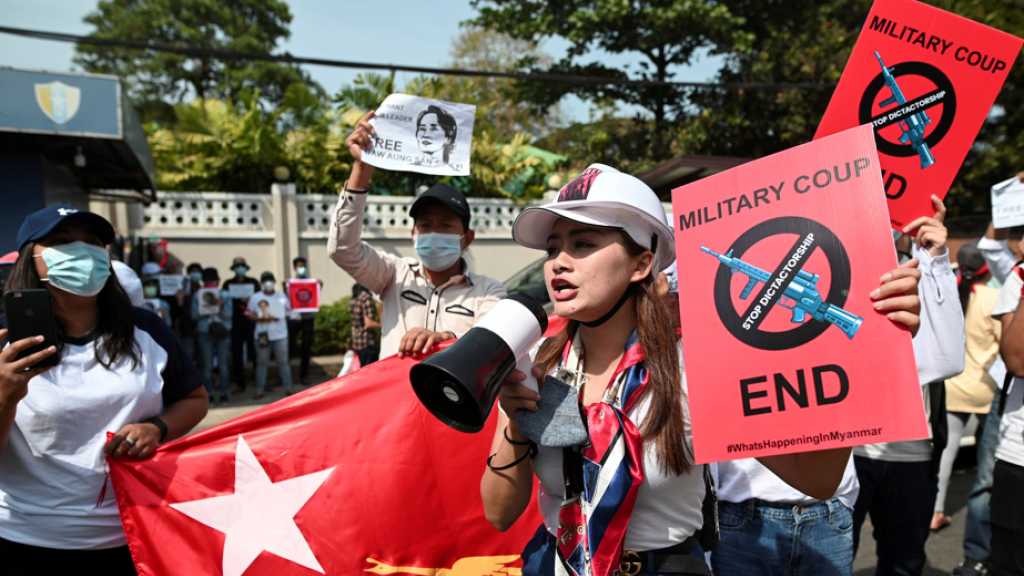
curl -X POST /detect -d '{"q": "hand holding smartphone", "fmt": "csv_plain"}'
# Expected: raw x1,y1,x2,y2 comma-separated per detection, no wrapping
3,289,62,371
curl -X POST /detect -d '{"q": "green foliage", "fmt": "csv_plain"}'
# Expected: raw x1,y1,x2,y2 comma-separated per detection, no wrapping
312,297,351,356
470,0,753,161
74,0,318,117
534,116,652,175
77,2,564,197
682,0,865,159
147,95,285,192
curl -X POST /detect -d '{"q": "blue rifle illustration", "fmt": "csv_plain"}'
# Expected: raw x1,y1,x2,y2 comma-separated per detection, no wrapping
875,50,935,170
701,246,863,339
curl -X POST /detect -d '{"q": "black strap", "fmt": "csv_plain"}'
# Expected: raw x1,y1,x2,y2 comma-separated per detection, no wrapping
628,536,711,574
580,284,634,328
999,369,1014,417
142,416,169,443
699,464,719,551
487,443,536,471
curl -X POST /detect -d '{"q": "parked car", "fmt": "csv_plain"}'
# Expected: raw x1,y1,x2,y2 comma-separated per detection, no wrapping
504,257,550,312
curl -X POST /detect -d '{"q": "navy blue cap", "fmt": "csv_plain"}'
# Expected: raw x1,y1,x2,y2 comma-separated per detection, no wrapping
409,184,471,228
16,204,116,250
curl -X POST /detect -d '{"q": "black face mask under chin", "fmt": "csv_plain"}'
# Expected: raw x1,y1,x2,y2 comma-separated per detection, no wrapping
579,283,637,328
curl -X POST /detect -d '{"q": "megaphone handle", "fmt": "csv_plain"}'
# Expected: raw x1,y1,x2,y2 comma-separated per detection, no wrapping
516,355,538,393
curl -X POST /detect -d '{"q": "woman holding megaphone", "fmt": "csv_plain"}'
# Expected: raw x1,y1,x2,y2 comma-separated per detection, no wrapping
480,164,923,576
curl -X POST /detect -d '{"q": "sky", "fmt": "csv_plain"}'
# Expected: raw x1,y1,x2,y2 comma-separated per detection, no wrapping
0,0,725,122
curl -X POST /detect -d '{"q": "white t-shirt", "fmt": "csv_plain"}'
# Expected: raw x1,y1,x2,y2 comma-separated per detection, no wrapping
991,266,1024,467
992,266,1022,319
0,309,201,549
533,359,705,551
717,456,859,509
856,246,965,462
247,291,290,342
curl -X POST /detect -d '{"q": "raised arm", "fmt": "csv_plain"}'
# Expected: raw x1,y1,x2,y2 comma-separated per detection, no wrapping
978,222,1017,285
327,111,398,295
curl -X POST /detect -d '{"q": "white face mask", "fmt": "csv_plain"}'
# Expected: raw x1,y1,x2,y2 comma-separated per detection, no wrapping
262,280,275,293
414,233,462,271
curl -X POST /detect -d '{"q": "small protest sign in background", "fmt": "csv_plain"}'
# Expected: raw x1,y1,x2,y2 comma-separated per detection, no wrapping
195,288,221,316
158,274,187,297
287,279,320,314
992,176,1024,229
672,125,925,462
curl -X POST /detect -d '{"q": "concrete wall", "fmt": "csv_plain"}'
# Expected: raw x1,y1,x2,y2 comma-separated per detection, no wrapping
90,186,543,304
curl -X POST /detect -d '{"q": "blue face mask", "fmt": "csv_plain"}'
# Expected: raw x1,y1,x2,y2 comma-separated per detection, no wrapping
36,241,111,297
414,233,462,272
189,271,203,283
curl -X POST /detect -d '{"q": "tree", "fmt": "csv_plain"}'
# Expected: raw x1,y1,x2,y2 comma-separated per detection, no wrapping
146,96,286,192
74,0,318,119
682,0,864,159
469,0,751,160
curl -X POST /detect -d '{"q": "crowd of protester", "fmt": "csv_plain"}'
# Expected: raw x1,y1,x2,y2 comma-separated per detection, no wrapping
0,106,1020,575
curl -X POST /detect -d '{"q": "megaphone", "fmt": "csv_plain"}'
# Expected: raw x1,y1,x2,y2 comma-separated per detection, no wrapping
410,294,548,432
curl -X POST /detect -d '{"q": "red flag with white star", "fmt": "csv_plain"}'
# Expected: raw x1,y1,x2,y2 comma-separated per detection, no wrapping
109,349,541,575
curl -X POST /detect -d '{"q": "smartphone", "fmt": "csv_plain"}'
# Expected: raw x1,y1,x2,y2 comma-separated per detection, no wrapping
3,289,62,369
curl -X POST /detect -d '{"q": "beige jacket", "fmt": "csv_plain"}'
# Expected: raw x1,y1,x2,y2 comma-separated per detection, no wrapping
946,284,1001,413
328,191,507,358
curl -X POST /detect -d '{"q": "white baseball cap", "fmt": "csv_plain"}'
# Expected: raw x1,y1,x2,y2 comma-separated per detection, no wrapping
513,164,675,271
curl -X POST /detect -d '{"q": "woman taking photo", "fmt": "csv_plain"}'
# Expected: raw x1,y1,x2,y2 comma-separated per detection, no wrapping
479,165,923,576
0,205,208,573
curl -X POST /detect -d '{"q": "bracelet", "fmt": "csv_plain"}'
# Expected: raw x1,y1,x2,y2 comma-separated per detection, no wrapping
504,427,532,446
487,442,537,471
343,185,368,195
142,416,168,443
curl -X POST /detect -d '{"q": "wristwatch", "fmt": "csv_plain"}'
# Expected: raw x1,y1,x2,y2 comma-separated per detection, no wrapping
142,416,169,443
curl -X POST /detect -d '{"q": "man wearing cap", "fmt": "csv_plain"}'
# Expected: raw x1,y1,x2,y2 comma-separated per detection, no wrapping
328,111,506,358
222,256,260,391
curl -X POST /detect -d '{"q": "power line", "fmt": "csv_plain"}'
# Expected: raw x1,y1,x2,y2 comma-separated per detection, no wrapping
0,25,830,91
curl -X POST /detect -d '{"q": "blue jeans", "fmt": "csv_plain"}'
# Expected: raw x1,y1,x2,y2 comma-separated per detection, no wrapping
256,337,293,394
963,393,1002,563
712,498,854,576
197,332,231,400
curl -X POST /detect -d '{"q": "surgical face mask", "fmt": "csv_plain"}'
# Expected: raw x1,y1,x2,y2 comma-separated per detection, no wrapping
144,285,159,298
36,241,111,297
414,233,462,272
262,280,275,293
234,265,248,277
296,266,309,278
189,271,203,283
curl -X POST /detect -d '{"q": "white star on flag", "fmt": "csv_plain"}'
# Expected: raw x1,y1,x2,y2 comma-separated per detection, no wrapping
170,435,335,576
